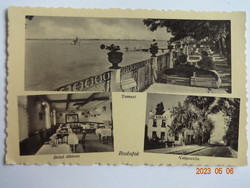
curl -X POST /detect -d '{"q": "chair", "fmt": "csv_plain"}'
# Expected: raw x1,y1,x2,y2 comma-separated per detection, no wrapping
76,126,83,134
20,131,42,155
80,131,87,151
39,128,47,144
56,133,69,144
46,128,52,141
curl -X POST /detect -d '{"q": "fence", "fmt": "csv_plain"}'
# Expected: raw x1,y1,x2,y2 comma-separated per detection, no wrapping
120,58,154,92
157,53,170,73
57,71,111,92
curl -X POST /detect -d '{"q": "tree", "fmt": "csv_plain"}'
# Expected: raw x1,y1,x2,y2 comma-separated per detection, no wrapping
143,19,231,61
26,16,34,20
210,98,240,150
25,16,34,29
201,118,215,144
184,96,217,145
168,96,239,148
155,102,165,115
170,101,198,145
143,19,229,43
170,101,197,132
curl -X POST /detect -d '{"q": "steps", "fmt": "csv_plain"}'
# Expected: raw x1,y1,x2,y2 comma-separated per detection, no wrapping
213,54,231,92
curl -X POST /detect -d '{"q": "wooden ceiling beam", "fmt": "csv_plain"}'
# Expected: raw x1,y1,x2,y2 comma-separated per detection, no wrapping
65,94,72,111
74,93,97,110
49,97,109,103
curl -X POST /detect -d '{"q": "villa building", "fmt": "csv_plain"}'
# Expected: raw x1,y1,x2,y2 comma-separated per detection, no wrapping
147,109,173,141
146,109,195,146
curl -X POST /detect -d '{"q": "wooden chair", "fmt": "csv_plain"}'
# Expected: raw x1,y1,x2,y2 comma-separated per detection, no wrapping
56,133,69,144
39,128,48,144
19,131,42,155
80,131,87,151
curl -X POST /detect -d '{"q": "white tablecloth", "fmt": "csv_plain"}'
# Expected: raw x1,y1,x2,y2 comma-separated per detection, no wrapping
68,133,79,145
95,128,102,135
81,124,90,129
56,128,73,134
36,144,71,155
96,128,112,138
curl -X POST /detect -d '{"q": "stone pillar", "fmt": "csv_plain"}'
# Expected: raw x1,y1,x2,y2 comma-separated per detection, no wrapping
44,101,51,129
152,56,158,82
169,50,174,68
52,109,56,126
186,45,189,56
110,68,121,91
184,45,189,55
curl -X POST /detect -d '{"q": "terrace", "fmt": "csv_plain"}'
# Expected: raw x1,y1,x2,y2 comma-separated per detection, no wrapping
56,46,231,94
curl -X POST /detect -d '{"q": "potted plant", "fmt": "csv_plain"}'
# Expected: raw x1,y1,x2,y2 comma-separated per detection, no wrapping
100,44,123,69
149,43,158,57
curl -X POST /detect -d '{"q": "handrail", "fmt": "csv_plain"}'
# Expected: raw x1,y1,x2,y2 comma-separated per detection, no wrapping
56,71,111,91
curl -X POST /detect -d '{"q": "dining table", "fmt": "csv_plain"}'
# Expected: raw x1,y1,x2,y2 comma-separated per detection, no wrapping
95,128,112,142
52,126,79,153
81,124,90,130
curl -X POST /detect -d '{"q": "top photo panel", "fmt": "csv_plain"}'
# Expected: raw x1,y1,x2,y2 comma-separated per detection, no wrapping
25,16,231,93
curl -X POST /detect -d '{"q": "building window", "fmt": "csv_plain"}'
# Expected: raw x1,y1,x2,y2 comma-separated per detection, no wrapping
152,131,157,139
153,119,157,127
161,120,166,127
160,132,165,140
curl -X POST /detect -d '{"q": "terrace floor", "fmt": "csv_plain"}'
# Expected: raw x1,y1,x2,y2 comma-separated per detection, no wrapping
145,83,228,94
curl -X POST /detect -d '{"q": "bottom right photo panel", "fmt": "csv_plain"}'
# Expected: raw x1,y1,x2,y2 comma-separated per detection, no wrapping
144,93,240,158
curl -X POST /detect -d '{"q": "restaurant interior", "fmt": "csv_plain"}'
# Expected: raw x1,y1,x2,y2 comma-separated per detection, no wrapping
18,92,113,155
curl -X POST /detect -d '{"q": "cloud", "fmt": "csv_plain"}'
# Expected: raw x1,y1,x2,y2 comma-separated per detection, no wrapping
26,16,171,40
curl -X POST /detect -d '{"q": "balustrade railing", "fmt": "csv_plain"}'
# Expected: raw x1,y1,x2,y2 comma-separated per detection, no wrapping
56,52,172,92
57,71,111,92
120,58,154,92
157,53,170,72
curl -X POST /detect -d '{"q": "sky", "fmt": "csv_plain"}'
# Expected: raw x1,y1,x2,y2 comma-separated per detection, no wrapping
26,16,172,40
209,112,226,143
146,93,227,143
146,93,186,114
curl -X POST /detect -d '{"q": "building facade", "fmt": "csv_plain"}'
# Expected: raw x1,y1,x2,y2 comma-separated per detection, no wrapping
147,109,195,146
147,110,173,141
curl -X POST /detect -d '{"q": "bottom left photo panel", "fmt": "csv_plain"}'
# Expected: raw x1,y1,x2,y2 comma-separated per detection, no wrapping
18,92,114,156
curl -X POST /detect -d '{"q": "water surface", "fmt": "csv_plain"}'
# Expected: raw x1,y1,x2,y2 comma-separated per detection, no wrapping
25,39,167,90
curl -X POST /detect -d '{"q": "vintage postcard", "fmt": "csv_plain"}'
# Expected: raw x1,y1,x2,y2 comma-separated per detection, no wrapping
6,7,247,165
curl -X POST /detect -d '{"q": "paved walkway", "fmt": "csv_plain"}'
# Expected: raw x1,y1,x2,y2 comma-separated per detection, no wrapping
145,144,237,158
213,54,231,92
145,83,228,94
145,145,209,154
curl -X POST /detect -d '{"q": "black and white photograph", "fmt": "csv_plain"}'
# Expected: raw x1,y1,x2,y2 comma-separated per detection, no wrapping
18,92,114,155
25,17,231,93
144,93,240,158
